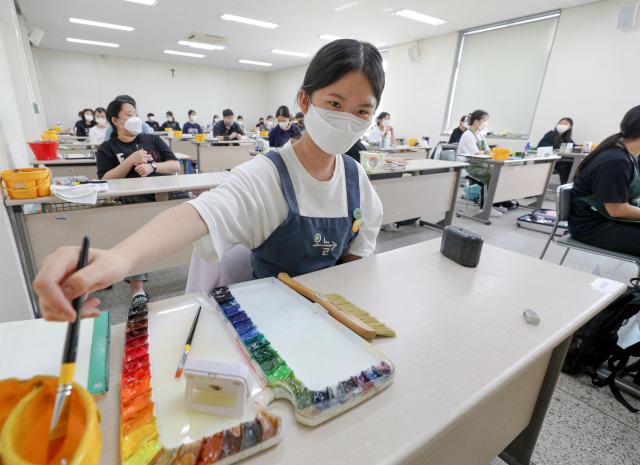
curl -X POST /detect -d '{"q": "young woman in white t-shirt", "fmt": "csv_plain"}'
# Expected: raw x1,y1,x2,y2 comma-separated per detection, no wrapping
458,109,506,218
89,107,108,144
32,39,387,321
368,112,395,148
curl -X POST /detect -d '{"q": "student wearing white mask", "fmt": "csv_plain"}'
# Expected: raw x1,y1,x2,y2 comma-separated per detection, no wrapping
448,115,469,144
75,108,96,139
538,117,575,184
213,109,246,142
183,110,204,135
161,111,181,131
93,98,181,308
458,109,506,218
237,115,244,129
104,95,153,139
89,107,108,144
33,39,386,321
260,115,274,132
146,113,161,131
368,112,395,148
269,105,302,148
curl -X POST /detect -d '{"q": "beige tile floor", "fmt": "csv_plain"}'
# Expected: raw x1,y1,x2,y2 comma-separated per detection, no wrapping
93,192,640,465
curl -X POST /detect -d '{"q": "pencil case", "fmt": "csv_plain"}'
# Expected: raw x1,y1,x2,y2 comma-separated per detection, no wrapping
440,226,483,268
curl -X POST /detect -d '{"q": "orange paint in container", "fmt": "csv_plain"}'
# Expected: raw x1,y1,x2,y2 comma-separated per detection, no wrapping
0,376,101,465
121,377,151,403
122,389,153,417
122,402,155,436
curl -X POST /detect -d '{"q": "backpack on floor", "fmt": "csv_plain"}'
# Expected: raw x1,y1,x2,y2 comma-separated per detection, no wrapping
562,278,640,412
462,184,481,203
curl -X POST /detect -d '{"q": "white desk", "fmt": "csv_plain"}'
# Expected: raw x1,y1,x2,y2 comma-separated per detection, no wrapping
6,173,229,315
366,159,467,228
165,137,198,158
57,141,102,153
363,145,432,159
96,239,625,465
456,155,560,225
192,140,256,171
552,150,588,182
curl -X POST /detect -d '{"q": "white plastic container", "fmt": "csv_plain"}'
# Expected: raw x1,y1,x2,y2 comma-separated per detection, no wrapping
360,151,386,170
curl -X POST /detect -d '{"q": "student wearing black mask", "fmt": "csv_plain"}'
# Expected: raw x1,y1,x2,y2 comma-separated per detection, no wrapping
569,106,640,256
538,117,575,184
449,115,468,144
146,113,161,131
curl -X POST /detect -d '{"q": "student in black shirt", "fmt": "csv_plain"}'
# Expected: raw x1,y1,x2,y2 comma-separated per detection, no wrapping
538,117,575,184
569,106,640,256
160,111,181,131
146,113,161,131
76,108,96,139
448,115,468,144
213,109,246,141
254,117,264,130
97,97,180,307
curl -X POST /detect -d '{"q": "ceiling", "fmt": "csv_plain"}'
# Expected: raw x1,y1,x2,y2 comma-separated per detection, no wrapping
17,0,601,72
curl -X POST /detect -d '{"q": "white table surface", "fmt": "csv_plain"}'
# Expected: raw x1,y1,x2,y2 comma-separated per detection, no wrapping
459,154,561,164
365,158,467,175
5,172,229,206
97,239,624,465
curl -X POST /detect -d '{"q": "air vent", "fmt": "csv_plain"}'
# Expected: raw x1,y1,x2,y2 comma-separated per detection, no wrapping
182,32,229,47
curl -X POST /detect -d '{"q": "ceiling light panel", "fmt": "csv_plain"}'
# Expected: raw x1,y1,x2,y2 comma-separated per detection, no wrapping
123,0,157,5
393,9,446,26
69,18,134,31
271,49,309,57
178,40,224,50
164,50,205,58
318,34,343,41
239,60,272,66
335,2,358,11
221,14,278,29
66,38,119,47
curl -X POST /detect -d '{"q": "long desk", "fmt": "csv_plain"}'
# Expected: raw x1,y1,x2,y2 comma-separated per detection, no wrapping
192,140,256,171
5,173,229,314
366,159,467,228
29,153,193,177
552,150,587,182
57,141,102,153
96,239,626,465
166,137,198,157
456,155,559,225
363,144,432,159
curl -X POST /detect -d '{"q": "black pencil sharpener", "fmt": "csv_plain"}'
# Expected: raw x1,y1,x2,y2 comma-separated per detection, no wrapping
440,226,484,267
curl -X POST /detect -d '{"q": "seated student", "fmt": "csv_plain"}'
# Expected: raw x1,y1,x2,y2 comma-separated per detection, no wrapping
213,109,246,142
569,106,640,256
368,112,395,148
259,115,274,132
89,107,108,144
34,38,386,322
146,113,161,131
183,110,203,135
95,97,181,307
269,105,302,148
161,111,181,131
237,115,244,131
293,111,305,132
458,109,506,218
254,117,265,130
449,115,469,144
104,95,152,139
76,109,96,139
538,118,575,184
74,110,83,132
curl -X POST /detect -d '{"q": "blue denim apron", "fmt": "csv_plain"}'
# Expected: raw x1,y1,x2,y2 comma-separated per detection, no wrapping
250,151,361,279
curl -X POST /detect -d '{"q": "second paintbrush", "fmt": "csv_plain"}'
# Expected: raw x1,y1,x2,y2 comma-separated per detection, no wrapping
175,306,202,379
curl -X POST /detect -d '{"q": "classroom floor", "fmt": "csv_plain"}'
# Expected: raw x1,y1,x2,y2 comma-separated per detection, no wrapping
93,190,640,465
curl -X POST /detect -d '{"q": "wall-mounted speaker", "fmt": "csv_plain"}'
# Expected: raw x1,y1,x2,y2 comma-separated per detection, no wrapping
618,2,638,29
407,46,418,62
29,27,44,47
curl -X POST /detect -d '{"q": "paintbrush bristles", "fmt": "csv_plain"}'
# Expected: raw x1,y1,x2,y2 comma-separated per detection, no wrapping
325,294,396,337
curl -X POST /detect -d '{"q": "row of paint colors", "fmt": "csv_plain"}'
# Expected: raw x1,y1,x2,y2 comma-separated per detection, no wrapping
120,304,283,465
211,287,394,418
120,305,162,465
148,409,279,465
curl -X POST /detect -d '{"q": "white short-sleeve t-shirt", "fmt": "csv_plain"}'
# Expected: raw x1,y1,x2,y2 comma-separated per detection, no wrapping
187,140,384,265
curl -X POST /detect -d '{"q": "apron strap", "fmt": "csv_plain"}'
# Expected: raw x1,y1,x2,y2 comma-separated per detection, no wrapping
341,154,361,220
265,151,300,216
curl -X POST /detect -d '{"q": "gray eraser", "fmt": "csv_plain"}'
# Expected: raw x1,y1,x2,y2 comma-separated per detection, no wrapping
523,309,540,326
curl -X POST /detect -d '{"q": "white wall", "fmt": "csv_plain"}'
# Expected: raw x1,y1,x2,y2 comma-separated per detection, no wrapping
33,48,267,131
0,0,37,321
265,64,307,119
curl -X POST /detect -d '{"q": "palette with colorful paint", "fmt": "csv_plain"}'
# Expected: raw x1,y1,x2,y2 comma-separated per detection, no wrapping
119,294,283,465
211,278,396,426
